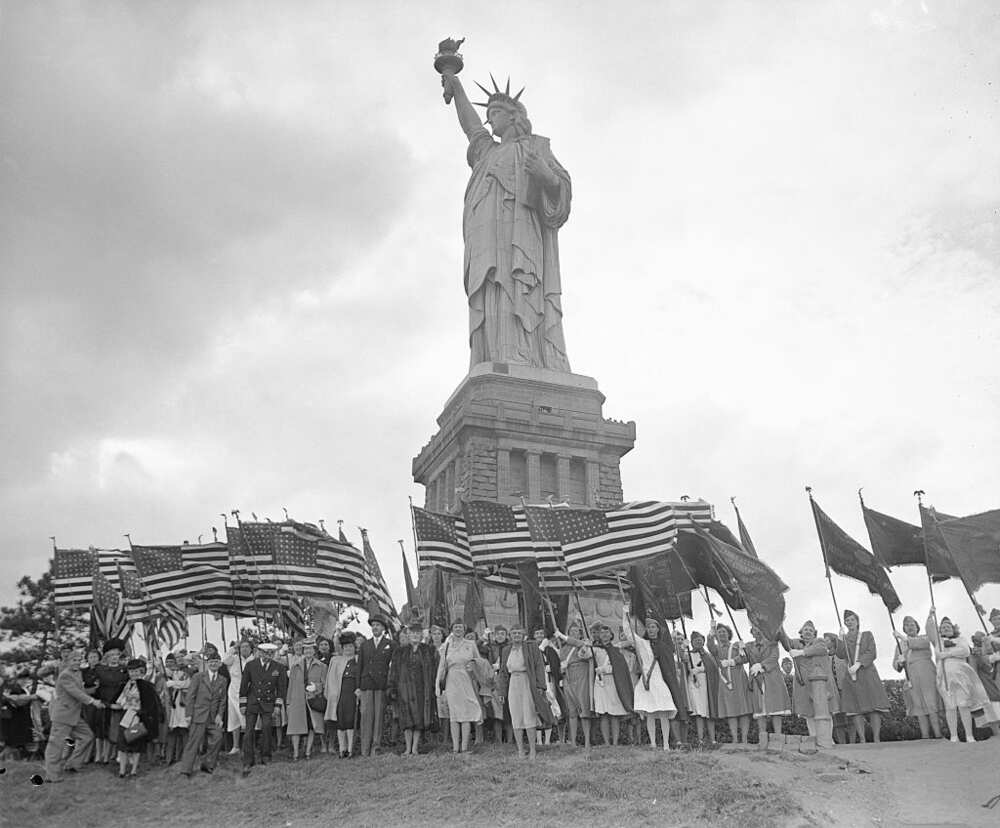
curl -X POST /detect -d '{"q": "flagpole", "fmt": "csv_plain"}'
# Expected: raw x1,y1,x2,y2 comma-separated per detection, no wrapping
232,510,267,637
806,487,844,629
50,536,61,646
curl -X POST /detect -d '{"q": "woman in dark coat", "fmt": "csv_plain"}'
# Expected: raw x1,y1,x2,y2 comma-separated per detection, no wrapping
688,631,720,743
1,669,39,756
496,627,553,759
113,658,159,778
387,625,437,756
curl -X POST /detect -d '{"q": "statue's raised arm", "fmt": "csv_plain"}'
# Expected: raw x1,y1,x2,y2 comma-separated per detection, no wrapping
441,74,483,140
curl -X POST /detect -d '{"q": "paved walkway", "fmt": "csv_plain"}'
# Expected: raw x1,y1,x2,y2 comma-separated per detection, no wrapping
826,739,1000,827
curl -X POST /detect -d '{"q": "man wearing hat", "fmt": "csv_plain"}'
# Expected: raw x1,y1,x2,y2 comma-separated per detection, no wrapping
239,642,288,775
357,615,395,757
177,651,229,777
44,649,105,782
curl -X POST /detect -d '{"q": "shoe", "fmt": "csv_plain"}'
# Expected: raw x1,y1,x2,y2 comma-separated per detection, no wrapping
227,747,240,755
118,772,126,779
241,765,251,777
200,765,214,774
179,770,192,778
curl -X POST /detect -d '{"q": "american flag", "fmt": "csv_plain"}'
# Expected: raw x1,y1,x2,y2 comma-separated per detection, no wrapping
117,563,151,623
273,522,366,604
462,501,535,565
359,528,399,626
411,506,473,573
522,505,617,591
54,547,134,604
151,600,189,653
91,570,130,643
53,548,98,604
560,501,699,576
130,543,231,603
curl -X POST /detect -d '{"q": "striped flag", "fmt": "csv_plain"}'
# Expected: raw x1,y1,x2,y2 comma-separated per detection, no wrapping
359,528,398,626
154,600,189,653
549,501,687,576
270,522,366,604
54,548,98,605
462,501,535,566
117,563,151,623
130,543,232,603
90,570,130,644
54,547,133,604
412,506,472,573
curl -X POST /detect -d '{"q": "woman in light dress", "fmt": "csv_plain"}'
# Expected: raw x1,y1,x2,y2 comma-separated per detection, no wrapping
623,612,675,751
686,631,718,744
926,611,991,743
891,615,943,740
591,624,633,746
435,620,482,754
223,640,253,755
496,626,553,759
556,622,594,749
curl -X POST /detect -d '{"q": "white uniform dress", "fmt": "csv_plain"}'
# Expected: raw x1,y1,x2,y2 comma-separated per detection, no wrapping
592,646,628,716
632,637,676,717
223,652,246,732
686,651,711,718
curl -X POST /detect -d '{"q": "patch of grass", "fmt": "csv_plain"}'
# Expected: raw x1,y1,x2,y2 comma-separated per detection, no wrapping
0,744,803,828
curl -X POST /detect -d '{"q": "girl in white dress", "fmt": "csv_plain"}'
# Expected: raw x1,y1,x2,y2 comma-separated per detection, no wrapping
223,641,252,755
623,610,676,751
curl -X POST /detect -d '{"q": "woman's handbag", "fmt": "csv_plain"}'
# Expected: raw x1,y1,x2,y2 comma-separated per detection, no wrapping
122,719,148,744
307,694,327,713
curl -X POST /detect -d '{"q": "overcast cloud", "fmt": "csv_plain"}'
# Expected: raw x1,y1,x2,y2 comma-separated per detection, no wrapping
2,0,998,670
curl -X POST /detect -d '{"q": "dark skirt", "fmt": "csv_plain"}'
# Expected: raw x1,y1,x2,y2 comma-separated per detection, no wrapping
337,676,358,731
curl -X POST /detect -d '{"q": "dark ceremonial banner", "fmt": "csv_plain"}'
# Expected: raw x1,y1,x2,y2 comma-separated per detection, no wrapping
862,505,926,569
937,509,1000,593
811,498,902,613
919,505,961,581
629,554,694,622
702,531,787,640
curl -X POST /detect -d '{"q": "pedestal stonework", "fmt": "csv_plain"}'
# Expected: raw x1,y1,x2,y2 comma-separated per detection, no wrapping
413,362,635,511
412,362,636,629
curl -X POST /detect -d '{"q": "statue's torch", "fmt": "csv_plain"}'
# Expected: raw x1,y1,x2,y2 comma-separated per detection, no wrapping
434,36,465,103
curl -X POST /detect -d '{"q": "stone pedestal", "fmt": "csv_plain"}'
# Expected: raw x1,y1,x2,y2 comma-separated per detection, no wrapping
413,362,635,511
412,362,636,628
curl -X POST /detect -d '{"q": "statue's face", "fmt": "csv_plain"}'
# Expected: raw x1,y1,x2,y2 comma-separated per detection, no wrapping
487,105,514,137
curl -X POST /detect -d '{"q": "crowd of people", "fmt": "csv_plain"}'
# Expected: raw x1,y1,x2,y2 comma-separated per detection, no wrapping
9,604,1000,783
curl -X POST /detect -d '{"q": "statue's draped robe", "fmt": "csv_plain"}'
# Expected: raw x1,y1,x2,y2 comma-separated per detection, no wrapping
464,126,571,371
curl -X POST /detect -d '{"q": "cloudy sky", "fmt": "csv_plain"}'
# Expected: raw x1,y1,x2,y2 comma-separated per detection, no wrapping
2,1,998,669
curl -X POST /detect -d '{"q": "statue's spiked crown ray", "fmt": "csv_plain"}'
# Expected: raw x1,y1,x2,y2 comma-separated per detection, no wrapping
472,74,525,109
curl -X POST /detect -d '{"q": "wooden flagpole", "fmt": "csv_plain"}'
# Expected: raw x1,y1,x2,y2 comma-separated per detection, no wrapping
806,487,844,628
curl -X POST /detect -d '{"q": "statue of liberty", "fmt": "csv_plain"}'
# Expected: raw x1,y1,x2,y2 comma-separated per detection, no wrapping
440,64,572,372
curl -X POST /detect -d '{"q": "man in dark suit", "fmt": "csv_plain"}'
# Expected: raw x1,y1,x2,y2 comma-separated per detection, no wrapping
178,651,229,777
238,642,288,775
357,616,395,756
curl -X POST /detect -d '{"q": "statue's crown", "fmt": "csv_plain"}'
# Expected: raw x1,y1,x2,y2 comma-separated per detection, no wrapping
472,74,525,111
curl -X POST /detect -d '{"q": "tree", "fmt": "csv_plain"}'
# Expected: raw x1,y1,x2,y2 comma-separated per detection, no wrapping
0,561,89,682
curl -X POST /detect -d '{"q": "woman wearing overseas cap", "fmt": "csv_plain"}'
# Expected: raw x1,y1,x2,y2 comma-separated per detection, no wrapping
782,620,834,748
927,610,991,742
622,612,676,751
745,624,791,742
891,615,943,740
554,620,594,749
834,610,889,743
707,621,752,745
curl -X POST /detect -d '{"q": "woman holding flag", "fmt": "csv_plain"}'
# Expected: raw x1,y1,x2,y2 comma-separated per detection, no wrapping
926,610,990,743
835,610,889,743
707,622,752,745
891,615,943,740
745,625,790,738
